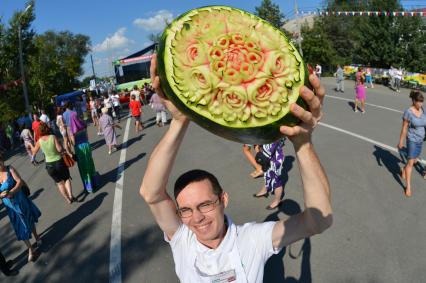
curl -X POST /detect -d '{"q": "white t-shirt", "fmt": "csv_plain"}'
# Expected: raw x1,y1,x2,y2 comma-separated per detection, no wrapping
166,216,279,283
130,90,140,101
40,114,50,124
111,94,120,107
315,65,322,75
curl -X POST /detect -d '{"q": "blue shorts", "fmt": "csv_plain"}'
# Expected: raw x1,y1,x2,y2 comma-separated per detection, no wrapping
366,76,372,83
407,140,423,159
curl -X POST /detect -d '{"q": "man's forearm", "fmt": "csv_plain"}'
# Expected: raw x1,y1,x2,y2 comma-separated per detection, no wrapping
140,119,189,203
295,142,332,233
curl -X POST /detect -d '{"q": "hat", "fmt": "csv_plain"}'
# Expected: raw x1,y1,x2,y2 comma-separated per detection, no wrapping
101,107,109,114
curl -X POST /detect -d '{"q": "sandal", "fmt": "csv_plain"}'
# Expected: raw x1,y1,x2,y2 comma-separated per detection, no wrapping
253,192,269,198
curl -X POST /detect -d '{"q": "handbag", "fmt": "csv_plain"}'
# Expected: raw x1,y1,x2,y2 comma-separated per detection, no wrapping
62,153,75,167
255,142,280,172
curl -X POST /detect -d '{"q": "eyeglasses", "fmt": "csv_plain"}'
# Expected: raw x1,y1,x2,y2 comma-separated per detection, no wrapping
177,197,221,218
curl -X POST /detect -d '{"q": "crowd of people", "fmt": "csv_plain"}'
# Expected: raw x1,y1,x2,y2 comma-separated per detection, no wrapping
0,83,164,276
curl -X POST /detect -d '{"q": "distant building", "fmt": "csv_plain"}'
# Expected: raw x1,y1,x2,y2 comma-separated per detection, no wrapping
113,43,157,85
282,14,316,36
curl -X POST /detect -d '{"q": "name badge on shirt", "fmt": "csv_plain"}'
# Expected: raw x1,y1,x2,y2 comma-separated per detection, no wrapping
210,269,236,283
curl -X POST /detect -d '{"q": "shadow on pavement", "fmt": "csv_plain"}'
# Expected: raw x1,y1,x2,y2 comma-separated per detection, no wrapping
347,101,356,111
96,153,146,190
9,193,108,275
372,145,404,192
28,188,44,202
122,225,176,282
121,134,145,151
281,156,295,190
90,138,106,151
38,192,108,252
263,199,312,283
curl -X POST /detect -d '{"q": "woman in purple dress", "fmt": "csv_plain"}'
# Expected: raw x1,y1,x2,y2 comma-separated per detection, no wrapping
253,138,285,209
99,107,121,155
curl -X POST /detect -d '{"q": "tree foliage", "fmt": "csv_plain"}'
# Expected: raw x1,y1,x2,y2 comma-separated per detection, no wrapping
254,0,286,29
28,31,90,107
300,0,426,73
0,1,90,121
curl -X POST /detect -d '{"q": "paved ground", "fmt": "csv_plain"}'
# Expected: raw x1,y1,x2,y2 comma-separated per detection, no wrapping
1,77,425,282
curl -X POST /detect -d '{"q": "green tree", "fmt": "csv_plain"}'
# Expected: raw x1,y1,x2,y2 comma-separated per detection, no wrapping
254,0,286,29
28,31,91,108
0,1,36,121
301,20,336,70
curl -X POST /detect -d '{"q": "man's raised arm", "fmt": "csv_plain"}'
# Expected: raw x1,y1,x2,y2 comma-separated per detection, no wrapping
272,74,333,249
140,54,189,239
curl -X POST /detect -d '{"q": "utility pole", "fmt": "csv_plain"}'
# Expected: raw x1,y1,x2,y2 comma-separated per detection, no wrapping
18,4,32,115
90,54,96,78
294,0,303,56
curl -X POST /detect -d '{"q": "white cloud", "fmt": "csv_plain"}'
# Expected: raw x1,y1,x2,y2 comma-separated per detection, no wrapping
133,10,173,31
93,28,133,52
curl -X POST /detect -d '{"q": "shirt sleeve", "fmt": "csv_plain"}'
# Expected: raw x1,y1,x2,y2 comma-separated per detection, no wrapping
239,221,281,262
402,109,410,122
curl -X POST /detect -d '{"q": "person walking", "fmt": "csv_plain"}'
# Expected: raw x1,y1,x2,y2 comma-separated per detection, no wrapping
5,123,14,149
56,107,72,154
394,67,402,93
398,91,426,197
30,123,75,204
20,127,38,165
354,67,366,113
129,95,143,133
130,85,141,103
253,139,285,209
0,155,42,262
365,67,374,88
335,64,344,93
69,111,97,193
315,64,322,80
89,96,99,128
99,107,121,155
39,109,50,125
150,92,168,127
62,102,76,148
111,91,121,122
242,144,263,178
31,113,42,143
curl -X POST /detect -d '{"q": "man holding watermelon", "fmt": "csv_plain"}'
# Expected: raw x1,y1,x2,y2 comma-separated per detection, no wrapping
140,53,332,282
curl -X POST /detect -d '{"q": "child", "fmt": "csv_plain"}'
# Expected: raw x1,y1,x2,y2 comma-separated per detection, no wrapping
129,95,143,133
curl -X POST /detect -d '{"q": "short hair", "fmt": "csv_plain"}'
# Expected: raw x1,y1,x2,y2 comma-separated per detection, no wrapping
410,90,424,102
174,169,223,199
131,94,136,100
38,122,50,136
133,85,138,90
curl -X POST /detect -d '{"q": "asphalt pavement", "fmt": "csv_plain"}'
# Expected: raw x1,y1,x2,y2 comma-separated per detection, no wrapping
1,77,425,283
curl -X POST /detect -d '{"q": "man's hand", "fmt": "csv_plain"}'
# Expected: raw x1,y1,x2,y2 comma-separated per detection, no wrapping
280,74,325,149
150,54,188,124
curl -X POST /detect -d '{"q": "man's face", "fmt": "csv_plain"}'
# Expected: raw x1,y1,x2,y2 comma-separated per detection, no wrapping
176,179,228,244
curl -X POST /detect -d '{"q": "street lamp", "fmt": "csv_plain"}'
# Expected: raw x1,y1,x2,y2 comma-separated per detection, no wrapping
18,4,32,115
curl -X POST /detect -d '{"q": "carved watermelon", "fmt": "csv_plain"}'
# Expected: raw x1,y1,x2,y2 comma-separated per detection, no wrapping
157,6,307,144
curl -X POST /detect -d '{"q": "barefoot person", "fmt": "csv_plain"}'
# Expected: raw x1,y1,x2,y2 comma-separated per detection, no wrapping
398,91,426,197
140,55,332,282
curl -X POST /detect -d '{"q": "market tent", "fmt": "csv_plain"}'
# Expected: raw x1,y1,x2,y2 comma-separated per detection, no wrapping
55,90,84,106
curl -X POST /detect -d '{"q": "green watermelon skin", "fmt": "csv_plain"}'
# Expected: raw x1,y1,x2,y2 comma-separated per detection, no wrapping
157,5,309,144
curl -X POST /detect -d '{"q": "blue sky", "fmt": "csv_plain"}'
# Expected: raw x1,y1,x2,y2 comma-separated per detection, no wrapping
0,0,418,79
